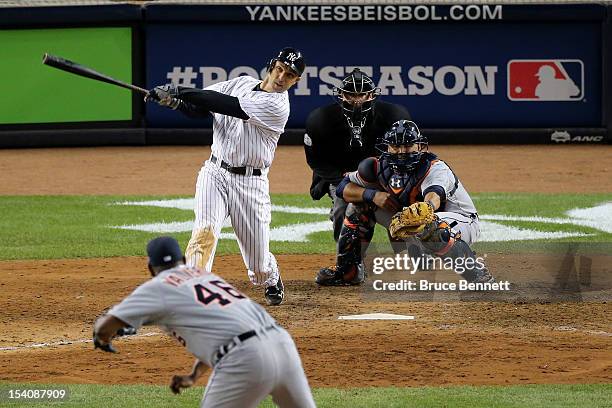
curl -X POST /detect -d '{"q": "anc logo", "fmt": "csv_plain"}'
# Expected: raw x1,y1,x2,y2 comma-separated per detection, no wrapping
551,131,571,143
507,59,584,101
551,131,604,143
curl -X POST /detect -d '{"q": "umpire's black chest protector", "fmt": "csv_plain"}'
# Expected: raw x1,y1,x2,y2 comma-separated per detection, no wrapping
335,107,381,169
378,153,438,207
309,102,410,174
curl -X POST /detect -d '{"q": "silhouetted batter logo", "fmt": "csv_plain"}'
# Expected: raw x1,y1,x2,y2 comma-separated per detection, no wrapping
507,60,584,101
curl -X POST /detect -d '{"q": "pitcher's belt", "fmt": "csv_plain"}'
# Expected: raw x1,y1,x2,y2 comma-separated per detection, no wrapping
210,155,262,176
212,324,278,366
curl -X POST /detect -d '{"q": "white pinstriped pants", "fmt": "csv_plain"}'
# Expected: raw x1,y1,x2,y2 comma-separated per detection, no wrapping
187,159,279,287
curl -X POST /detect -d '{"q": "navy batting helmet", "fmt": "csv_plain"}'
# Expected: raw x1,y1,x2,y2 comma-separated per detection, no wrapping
268,47,305,76
379,120,428,173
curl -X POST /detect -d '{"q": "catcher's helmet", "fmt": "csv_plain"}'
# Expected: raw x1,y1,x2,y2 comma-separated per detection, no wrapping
268,47,305,77
334,69,381,142
379,120,428,173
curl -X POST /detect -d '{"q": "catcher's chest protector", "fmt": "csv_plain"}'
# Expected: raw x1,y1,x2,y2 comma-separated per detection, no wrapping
378,154,437,207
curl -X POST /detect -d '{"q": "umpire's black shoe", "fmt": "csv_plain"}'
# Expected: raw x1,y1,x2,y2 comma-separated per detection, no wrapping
265,275,284,306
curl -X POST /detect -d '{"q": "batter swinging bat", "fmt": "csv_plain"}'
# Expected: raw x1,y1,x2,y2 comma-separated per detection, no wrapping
42,53,149,95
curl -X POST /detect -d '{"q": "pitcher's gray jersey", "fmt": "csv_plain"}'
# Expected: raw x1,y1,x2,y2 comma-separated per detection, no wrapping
108,265,275,367
205,76,290,169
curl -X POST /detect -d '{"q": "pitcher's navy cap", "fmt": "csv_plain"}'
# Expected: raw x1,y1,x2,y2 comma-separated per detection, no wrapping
146,236,182,266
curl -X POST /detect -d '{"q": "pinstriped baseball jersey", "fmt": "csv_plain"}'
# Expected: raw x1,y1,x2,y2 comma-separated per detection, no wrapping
186,74,291,291
108,265,276,367
205,76,290,169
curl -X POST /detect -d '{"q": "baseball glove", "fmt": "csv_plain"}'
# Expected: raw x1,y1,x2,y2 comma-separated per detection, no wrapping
389,202,436,240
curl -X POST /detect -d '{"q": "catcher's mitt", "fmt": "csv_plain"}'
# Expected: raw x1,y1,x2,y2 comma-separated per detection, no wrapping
389,202,436,240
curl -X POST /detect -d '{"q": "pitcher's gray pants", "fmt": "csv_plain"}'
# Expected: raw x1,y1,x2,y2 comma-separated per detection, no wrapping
201,327,316,408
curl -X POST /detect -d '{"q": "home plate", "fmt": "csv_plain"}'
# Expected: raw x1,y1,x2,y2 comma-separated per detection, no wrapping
338,313,415,320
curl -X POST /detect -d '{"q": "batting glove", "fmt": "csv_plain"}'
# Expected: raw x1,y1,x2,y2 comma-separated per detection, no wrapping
145,84,182,110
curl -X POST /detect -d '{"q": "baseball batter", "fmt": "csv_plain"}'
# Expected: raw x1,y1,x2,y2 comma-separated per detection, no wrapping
316,120,495,285
146,48,306,305
93,236,316,408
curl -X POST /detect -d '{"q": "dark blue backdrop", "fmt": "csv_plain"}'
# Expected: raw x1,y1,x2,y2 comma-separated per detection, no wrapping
146,22,601,129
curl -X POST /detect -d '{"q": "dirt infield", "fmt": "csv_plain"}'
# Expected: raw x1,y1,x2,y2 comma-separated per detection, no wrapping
0,145,611,389
1,145,612,195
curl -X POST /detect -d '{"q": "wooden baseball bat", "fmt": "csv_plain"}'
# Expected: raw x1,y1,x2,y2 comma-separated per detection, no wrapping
42,53,148,95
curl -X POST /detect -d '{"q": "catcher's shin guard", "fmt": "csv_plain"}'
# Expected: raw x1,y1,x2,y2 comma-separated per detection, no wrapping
417,218,455,255
315,209,373,286
419,219,494,283
388,229,410,254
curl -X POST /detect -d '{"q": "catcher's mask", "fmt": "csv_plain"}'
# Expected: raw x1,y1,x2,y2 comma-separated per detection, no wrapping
267,47,305,77
333,68,381,147
379,120,428,174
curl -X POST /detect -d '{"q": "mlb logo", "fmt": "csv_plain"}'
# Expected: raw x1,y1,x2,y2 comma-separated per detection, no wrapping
507,59,584,101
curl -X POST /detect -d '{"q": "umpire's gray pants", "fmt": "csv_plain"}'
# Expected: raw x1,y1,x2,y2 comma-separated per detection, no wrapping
329,184,348,242
201,327,316,408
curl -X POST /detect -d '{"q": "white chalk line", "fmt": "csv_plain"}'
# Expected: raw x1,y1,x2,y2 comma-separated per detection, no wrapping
112,200,612,239
3,325,609,352
553,326,612,337
0,332,162,352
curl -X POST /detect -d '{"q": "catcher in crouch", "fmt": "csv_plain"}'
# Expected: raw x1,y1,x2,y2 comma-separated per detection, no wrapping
315,119,495,286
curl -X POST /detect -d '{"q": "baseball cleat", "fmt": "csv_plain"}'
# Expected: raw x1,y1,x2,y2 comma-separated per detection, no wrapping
462,266,496,284
116,326,137,336
265,275,284,306
473,267,495,284
315,266,343,286
315,264,365,286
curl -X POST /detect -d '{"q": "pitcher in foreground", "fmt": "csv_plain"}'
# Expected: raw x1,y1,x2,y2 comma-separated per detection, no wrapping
93,236,316,408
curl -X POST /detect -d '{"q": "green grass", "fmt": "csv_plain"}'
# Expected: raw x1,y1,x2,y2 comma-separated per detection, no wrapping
471,193,612,218
0,383,610,407
0,193,610,260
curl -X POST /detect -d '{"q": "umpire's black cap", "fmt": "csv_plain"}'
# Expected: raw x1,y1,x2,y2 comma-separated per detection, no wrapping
146,236,183,266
